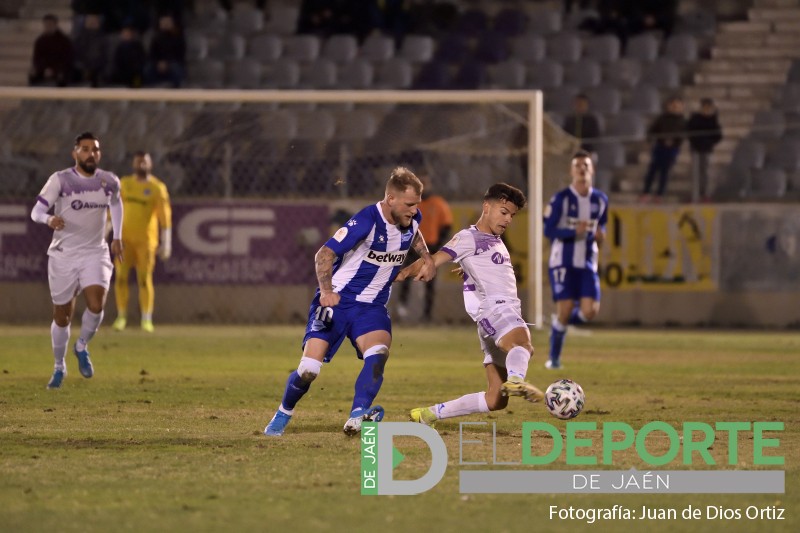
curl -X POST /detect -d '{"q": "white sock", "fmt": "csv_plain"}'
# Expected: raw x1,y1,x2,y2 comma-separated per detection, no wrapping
142,313,152,322
77,309,103,350
278,405,294,416
51,321,70,371
505,346,531,380
552,317,566,332
433,392,490,420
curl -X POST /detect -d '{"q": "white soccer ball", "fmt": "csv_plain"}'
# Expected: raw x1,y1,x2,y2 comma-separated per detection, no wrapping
545,379,585,420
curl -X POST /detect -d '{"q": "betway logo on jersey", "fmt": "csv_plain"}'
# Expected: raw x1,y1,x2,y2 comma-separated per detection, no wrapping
364,249,407,266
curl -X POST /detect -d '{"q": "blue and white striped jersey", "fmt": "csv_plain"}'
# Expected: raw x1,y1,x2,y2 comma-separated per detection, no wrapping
543,185,608,271
324,202,421,306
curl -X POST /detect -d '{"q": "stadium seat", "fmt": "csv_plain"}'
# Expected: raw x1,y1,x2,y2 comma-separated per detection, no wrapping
730,137,766,171
749,168,787,199
229,4,264,35
526,59,563,89
544,85,579,114
292,109,335,140
186,32,209,61
586,85,621,114
226,58,262,89
334,109,378,140
188,59,225,88
564,58,602,88
493,8,528,36
664,34,698,63
643,59,680,89
300,59,337,89
360,34,395,62
765,139,800,171
510,35,545,63
547,33,582,63
582,34,620,63
322,34,358,63
249,34,282,62
374,58,413,89
489,60,526,89
751,110,786,140
627,84,661,113
282,35,321,61
603,58,642,89
335,59,374,89
675,8,716,36
259,110,298,138
413,61,450,90
262,58,300,89
527,9,561,35
625,33,660,62
209,33,247,60
399,35,435,63
607,111,647,141
148,109,185,139
594,141,626,170
81,109,110,136
263,4,300,35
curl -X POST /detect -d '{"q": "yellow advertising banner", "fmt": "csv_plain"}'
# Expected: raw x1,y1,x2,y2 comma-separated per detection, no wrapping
598,206,718,291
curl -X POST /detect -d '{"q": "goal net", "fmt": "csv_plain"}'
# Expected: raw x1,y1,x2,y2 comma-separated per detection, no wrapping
0,88,574,326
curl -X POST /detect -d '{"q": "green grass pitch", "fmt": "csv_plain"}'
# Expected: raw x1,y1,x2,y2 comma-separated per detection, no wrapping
1,325,798,532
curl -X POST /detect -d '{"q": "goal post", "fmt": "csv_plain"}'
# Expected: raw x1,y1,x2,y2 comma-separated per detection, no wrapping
0,87,544,327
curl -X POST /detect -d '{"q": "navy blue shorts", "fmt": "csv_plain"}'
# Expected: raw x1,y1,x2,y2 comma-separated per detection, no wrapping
302,294,392,362
549,266,600,302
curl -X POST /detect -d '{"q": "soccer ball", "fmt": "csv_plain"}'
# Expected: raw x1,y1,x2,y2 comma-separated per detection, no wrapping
545,379,585,420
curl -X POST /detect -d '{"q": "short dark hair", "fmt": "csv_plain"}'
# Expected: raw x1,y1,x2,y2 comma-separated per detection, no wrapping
700,97,714,106
74,131,98,146
572,149,593,161
132,150,148,158
484,183,526,210
386,166,422,196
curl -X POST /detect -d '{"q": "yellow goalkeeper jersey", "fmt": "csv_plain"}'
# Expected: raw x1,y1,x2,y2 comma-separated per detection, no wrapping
119,174,172,246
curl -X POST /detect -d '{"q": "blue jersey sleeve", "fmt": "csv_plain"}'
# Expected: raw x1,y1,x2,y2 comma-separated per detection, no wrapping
543,191,577,241
324,206,375,257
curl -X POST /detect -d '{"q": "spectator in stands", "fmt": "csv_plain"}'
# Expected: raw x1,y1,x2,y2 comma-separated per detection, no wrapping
298,0,370,39
579,0,633,51
29,14,75,87
631,0,678,38
73,13,108,87
641,96,686,202
563,94,602,154
110,25,146,88
397,172,453,322
218,0,267,11
145,14,186,88
687,98,722,203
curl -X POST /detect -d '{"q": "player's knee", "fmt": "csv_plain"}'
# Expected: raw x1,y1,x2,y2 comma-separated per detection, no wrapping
581,304,599,321
297,356,323,383
363,344,389,377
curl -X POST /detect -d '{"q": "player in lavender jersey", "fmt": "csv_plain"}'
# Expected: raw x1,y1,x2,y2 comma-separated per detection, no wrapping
398,183,545,428
30,132,123,389
264,167,437,436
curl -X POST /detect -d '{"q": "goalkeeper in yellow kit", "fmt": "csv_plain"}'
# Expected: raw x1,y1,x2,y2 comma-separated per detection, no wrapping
112,151,172,332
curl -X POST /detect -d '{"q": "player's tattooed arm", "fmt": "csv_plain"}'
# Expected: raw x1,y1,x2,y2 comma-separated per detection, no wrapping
315,245,340,307
411,232,437,282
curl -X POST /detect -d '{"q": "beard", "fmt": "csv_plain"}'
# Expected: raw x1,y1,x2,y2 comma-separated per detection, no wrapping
78,159,97,174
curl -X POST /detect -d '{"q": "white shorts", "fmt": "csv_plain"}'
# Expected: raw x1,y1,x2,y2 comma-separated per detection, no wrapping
48,252,113,305
476,303,528,367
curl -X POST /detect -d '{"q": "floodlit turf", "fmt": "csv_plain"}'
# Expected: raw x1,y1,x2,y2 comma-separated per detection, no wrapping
1,325,798,533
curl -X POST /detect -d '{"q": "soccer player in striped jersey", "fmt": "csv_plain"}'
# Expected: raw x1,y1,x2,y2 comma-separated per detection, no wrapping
401,183,545,428
264,167,436,436
111,151,172,333
30,132,123,389
543,150,608,369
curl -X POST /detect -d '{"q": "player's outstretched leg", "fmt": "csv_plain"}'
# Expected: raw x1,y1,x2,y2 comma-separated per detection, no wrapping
47,321,70,389
344,345,388,436
500,346,544,402
264,356,322,437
